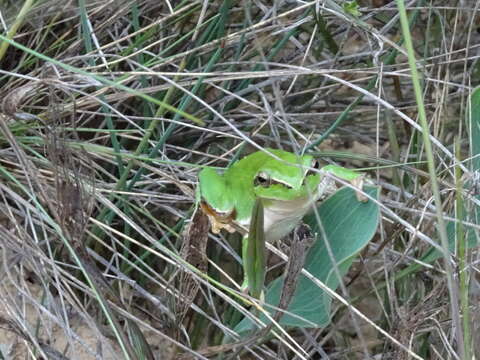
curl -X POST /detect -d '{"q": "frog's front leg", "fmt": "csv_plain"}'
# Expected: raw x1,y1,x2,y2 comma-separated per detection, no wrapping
321,165,367,202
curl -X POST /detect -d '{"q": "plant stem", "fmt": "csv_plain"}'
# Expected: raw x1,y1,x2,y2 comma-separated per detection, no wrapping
0,0,35,62
455,138,471,359
395,0,465,357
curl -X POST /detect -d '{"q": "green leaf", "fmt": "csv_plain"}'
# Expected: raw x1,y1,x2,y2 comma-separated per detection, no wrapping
234,186,379,333
469,86,480,171
343,1,361,18
468,87,480,240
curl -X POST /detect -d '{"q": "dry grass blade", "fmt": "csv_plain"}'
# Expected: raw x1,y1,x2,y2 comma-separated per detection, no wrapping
224,224,316,359
173,208,209,339
0,0,478,358
0,316,70,360
277,224,315,317
45,105,154,360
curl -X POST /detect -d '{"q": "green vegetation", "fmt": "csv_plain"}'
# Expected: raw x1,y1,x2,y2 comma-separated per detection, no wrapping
0,0,478,359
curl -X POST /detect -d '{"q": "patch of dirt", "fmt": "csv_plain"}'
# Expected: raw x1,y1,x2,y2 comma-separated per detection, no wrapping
0,248,174,359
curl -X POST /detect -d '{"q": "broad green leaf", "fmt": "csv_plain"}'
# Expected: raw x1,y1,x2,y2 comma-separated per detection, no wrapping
469,88,480,235
469,87,480,171
235,186,379,333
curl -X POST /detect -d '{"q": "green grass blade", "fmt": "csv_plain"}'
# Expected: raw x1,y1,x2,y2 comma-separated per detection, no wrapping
395,0,464,355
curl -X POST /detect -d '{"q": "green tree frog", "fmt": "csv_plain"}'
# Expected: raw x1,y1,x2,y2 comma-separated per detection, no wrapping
198,148,363,297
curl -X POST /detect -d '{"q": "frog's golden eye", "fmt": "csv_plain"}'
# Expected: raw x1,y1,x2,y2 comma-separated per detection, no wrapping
254,171,271,187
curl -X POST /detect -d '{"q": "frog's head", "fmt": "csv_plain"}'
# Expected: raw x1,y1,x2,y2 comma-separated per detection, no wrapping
253,149,321,201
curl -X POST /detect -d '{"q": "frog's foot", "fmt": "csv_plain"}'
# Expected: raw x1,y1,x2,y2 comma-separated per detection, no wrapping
351,175,368,202
200,202,237,234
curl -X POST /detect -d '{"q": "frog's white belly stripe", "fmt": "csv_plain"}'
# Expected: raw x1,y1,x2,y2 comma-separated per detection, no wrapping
262,196,314,242
263,175,335,242
236,175,334,242
235,197,312,242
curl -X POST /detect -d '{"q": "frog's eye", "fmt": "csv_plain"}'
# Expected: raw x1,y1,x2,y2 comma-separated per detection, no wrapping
254,171,271,187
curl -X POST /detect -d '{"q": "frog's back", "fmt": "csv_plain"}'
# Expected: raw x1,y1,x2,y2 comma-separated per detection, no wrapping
226,148,293,187
224,151,269,223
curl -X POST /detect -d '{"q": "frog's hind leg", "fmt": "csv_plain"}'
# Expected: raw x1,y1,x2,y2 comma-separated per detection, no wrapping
240,235,250,293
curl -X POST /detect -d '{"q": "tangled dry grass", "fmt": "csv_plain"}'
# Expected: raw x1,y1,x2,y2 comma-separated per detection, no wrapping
0,0,479,359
